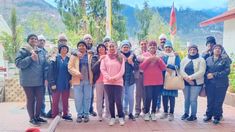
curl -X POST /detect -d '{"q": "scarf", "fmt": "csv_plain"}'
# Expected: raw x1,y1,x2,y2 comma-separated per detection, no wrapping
188,53,199,60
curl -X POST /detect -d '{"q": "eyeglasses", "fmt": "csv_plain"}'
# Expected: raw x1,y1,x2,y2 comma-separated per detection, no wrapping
39,39,45,42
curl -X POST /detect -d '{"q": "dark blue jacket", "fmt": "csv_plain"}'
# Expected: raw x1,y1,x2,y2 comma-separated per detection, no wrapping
48,55,71,91
122,52,139,86
205,56,231,87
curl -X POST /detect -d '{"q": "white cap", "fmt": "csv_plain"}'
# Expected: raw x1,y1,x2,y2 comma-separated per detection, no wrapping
159,33,167,40
38,34,46,40
83,34,92,40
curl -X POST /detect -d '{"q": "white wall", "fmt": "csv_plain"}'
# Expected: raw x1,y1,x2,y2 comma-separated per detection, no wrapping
223,0,235,55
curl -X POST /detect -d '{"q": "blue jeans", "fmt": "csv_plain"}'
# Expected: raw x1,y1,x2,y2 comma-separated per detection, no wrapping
183,85,202,116
73,81,92,117
123,84,135,114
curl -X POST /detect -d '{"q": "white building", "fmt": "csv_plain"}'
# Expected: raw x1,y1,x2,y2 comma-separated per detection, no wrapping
200,0,235,55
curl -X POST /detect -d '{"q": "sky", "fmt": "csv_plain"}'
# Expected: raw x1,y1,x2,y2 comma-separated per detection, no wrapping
119,0,228,10
45,0,228,10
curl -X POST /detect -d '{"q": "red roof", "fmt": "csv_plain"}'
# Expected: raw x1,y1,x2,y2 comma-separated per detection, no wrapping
200,8,235,27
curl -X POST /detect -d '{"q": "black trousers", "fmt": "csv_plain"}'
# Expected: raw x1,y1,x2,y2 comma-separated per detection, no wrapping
162,96,175,114
104,85,124,118
23,86,44,120
205,83,228,120
89,85,95,113
144,85,162,114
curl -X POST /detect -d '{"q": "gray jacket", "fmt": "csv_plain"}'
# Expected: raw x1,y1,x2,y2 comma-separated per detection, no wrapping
15,44,48,87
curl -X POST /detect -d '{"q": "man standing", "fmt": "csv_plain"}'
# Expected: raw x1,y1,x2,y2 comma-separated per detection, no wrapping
37,34,48,118
83,34,97,117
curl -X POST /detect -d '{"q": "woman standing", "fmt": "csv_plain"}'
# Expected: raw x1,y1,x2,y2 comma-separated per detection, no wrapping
100,41,125,126
180,45,206,121
68,40,93,123
203,44,231,124
159,41,181,121
91,43,110,121
49,44,72,121
15,34,48,125
121,40,139,121
140,40,166,121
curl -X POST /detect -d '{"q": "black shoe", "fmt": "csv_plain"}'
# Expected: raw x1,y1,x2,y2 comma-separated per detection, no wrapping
35,117,47,123
129,113,136,121
203,116,212,122
213,119,220,125
187,116,197,121
90,111,97,117
62,115,73,121
84,116,89,123
76,117,83,123
181,113,189,120
29,118,40,126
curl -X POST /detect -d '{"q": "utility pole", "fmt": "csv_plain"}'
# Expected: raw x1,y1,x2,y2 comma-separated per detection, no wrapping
105,0,112,38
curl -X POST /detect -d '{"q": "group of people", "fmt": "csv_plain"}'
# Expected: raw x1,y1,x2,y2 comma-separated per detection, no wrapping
15,32,231,126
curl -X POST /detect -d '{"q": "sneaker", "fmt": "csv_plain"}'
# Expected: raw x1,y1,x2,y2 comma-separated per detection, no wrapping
84,116,89,123
135,113,140,118
160,113,168,119
129,113,136,121
187,115,197,121
76,117,83,123
181,113,189,120
109,118,115,126
98,116,103,122
203,116,212,122
41,112,47,118
213,119,220,125
35,117,47,123
62,115,73,121
168,113,174,121
29,118,40,126
151,113,157,121
119,118,125,126
90,111,97,117
144,113,150,121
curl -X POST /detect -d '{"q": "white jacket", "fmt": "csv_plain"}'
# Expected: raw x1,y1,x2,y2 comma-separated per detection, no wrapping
180,57,206,85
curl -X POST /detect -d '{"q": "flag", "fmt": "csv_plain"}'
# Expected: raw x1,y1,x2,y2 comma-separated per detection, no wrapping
169,2,177,35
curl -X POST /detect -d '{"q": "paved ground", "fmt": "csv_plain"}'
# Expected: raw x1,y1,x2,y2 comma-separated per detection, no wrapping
1,92,235,132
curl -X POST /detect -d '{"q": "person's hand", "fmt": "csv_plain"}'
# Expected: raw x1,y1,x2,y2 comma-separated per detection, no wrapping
109,77,116,82
77,52,83,59
127,56,134,65
51,85,56,90
207,73,214,79
166,68,172,74
31,51,38,61
174,52,179,56
188,76,194,81
188,80,195,85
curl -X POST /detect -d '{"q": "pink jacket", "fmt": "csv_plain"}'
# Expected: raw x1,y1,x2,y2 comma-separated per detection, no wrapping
140,52,166,86
100,55,125,86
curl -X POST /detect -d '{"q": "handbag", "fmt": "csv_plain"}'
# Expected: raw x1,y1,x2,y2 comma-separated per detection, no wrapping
164,68,185,90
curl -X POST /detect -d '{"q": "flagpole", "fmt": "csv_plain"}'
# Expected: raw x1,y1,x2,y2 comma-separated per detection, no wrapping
105,0,112,38
169,2,176,46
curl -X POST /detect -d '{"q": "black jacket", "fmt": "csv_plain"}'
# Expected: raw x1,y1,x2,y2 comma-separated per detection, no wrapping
205,56,231,87
91,55,101,84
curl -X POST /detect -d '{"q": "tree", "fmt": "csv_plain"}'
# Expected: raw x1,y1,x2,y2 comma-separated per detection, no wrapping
135,1,153,41
55,0,127,44
0,8,23,63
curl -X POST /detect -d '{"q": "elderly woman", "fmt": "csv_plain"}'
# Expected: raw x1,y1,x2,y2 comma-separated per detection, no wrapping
100,41,125,126
180,45,206,121
140,40,166,121
203,44,231,125
68,40,93,123
15,34,48,125
160,41,181,121
91,43,110,121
